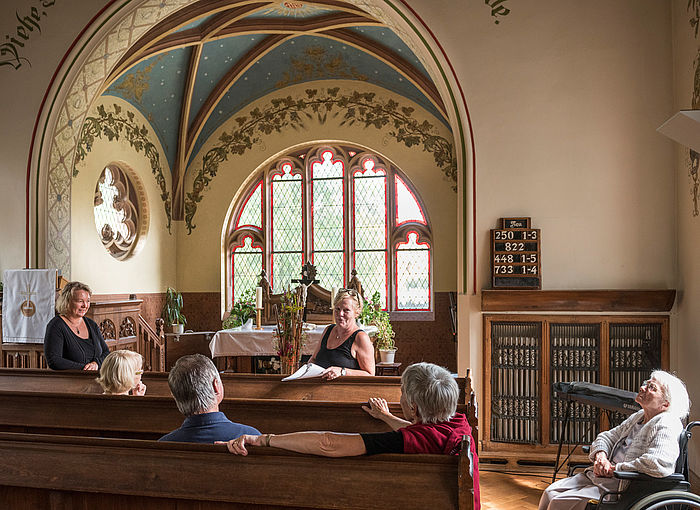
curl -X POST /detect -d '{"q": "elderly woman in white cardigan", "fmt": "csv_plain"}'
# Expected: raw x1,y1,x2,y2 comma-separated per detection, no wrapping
539,370,690,510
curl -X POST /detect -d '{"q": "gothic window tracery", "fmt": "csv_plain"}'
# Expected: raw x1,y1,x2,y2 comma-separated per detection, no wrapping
226,144,432,313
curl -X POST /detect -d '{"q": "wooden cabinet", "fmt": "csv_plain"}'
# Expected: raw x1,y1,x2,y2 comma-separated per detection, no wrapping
482,313,669,455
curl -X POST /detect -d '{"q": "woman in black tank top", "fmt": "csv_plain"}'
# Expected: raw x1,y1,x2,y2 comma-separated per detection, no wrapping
309,289,375,380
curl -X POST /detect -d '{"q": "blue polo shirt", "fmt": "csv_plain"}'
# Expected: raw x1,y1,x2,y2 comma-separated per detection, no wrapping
158,411,260,443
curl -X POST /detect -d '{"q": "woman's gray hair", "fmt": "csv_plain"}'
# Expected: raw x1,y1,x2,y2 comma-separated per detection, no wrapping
168,354,221,417
651,370,691,420
401,362,458,424
55,281,92,315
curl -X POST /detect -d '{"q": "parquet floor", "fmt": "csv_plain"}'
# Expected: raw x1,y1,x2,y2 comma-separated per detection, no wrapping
480,469,551,509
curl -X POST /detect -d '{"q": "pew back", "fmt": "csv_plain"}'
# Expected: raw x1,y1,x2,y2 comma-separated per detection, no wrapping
0,368,470,403
0,390,440,439
0,432,474,509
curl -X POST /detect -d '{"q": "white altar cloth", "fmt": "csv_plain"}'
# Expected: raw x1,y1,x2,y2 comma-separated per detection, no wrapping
209,324,376,358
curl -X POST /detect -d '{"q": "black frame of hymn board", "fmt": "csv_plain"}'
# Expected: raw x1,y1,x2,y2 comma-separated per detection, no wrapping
490,217,541,289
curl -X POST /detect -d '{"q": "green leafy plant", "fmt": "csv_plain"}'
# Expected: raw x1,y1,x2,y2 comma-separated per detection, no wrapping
359,291,396,351
223,289,256,329
162,287,186,326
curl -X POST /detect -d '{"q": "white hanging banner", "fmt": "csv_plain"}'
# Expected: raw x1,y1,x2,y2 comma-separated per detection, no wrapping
2,269,57,344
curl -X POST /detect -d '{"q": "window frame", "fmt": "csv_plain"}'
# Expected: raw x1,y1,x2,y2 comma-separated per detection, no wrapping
225,144,433,320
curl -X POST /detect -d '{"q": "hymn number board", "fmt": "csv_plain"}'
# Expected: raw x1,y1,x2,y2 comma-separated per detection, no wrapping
491,217,541,289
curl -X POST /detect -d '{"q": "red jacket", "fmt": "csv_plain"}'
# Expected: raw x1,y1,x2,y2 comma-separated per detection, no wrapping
400,413,480,509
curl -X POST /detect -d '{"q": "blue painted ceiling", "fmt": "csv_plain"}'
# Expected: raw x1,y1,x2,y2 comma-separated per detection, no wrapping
102,0,447,173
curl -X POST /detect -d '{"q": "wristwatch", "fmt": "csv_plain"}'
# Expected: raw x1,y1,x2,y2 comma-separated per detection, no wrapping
341,367,347,376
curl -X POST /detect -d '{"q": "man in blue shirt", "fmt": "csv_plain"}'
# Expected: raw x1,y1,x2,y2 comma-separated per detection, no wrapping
159,354,260,443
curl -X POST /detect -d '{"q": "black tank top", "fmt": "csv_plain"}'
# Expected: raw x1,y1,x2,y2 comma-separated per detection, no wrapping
313,325,362,370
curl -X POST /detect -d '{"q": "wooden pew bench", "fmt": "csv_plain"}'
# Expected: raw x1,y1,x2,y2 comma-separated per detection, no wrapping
0,369,478,444
0,368,472,403
0,390,470,439
0,432,475,509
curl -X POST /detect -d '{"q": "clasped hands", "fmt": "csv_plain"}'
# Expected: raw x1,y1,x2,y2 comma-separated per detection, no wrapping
593,451,616,477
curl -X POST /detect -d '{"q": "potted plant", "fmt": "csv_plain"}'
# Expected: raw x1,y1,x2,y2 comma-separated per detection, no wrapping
359,292,396,363
223,289,256,329
162,287,186,334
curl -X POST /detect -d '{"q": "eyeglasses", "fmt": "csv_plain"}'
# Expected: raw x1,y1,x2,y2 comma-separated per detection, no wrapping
337,288,359,296
641,379,660,392
135,370,144,375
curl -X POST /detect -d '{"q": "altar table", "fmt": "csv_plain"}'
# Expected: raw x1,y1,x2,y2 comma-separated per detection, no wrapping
209,324,376,358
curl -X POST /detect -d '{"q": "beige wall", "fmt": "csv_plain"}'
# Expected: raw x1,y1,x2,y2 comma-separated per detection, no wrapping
0,0,111,278
71,97,176,293
179,80,456,294
672,0,700,472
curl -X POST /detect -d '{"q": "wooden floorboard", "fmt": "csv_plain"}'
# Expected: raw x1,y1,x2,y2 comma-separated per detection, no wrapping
480,469,551,510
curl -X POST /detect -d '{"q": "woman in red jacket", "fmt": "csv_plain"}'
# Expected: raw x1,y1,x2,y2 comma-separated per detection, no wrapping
219,362,480,507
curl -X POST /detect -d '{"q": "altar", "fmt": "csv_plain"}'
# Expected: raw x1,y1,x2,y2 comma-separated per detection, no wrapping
209,324,377,364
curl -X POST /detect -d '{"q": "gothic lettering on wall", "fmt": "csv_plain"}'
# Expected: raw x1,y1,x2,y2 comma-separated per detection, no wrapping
484,0,510,24
184,87,456,233
76,104,172,231
0,0,56,71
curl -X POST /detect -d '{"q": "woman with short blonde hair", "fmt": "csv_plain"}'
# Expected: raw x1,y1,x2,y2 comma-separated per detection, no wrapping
96,350,146,395
44,281,110,370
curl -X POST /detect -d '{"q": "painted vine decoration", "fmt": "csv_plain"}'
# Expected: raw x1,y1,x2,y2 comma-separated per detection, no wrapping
688,2,700,216
76,104,172,230
184,87,456,232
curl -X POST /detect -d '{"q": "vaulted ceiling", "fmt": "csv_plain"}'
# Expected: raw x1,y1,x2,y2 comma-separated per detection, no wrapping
99,0,447,219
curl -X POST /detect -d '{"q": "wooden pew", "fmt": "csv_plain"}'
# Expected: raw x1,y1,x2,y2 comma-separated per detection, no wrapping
0,368,479,445
0,367,471,403
0,389,448,439
0,431,475,509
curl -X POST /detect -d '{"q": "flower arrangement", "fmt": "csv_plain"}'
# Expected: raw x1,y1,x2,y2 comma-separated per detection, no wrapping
222,289,256,329
272,287,307,374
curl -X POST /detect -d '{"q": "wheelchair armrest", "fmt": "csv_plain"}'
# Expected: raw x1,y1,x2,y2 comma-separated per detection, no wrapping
614,470,686,482
567,463,592,476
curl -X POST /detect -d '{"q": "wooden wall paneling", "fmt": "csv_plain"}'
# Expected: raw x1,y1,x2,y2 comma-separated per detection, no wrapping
481,289,676,312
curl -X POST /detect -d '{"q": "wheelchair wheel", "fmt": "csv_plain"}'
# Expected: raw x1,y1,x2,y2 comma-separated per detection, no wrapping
629,490,700,510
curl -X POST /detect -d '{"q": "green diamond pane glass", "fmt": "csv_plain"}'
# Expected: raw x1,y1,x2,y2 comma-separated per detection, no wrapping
313,251,344,289
236,180,262,228
311,150,344,178
355,251,387,309
271,252,303,292
354,167,386,251
312,178,344,251
396,175,426,225
232,237,263,303
271,168,302,252
396,233,430,310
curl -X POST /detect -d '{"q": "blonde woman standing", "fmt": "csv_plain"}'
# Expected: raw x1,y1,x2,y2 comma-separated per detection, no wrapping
44,281,110,370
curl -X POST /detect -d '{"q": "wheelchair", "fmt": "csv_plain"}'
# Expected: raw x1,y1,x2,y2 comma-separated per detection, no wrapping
567,421,700,509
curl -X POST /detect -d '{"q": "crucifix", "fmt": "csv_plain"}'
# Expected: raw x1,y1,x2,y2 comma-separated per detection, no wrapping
291,262,319,321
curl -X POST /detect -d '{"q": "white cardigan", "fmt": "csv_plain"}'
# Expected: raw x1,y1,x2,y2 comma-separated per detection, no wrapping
589,409,682,477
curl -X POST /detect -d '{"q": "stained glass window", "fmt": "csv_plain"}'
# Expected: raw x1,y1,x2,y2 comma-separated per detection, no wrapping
236,180,262,228
93,164,143,260
227,144,432,313
311,150,345,289
271,162,303,291
232,236,263,302
353,157,388,308
396,232,430,310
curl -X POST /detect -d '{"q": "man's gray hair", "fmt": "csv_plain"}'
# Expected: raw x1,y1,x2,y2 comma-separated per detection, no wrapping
651,369,691,420
168,354,221,417
55,281,92,315
401,362,458,423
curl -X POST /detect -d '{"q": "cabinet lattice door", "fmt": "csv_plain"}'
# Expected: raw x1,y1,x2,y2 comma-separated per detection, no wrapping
483,315,668,452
